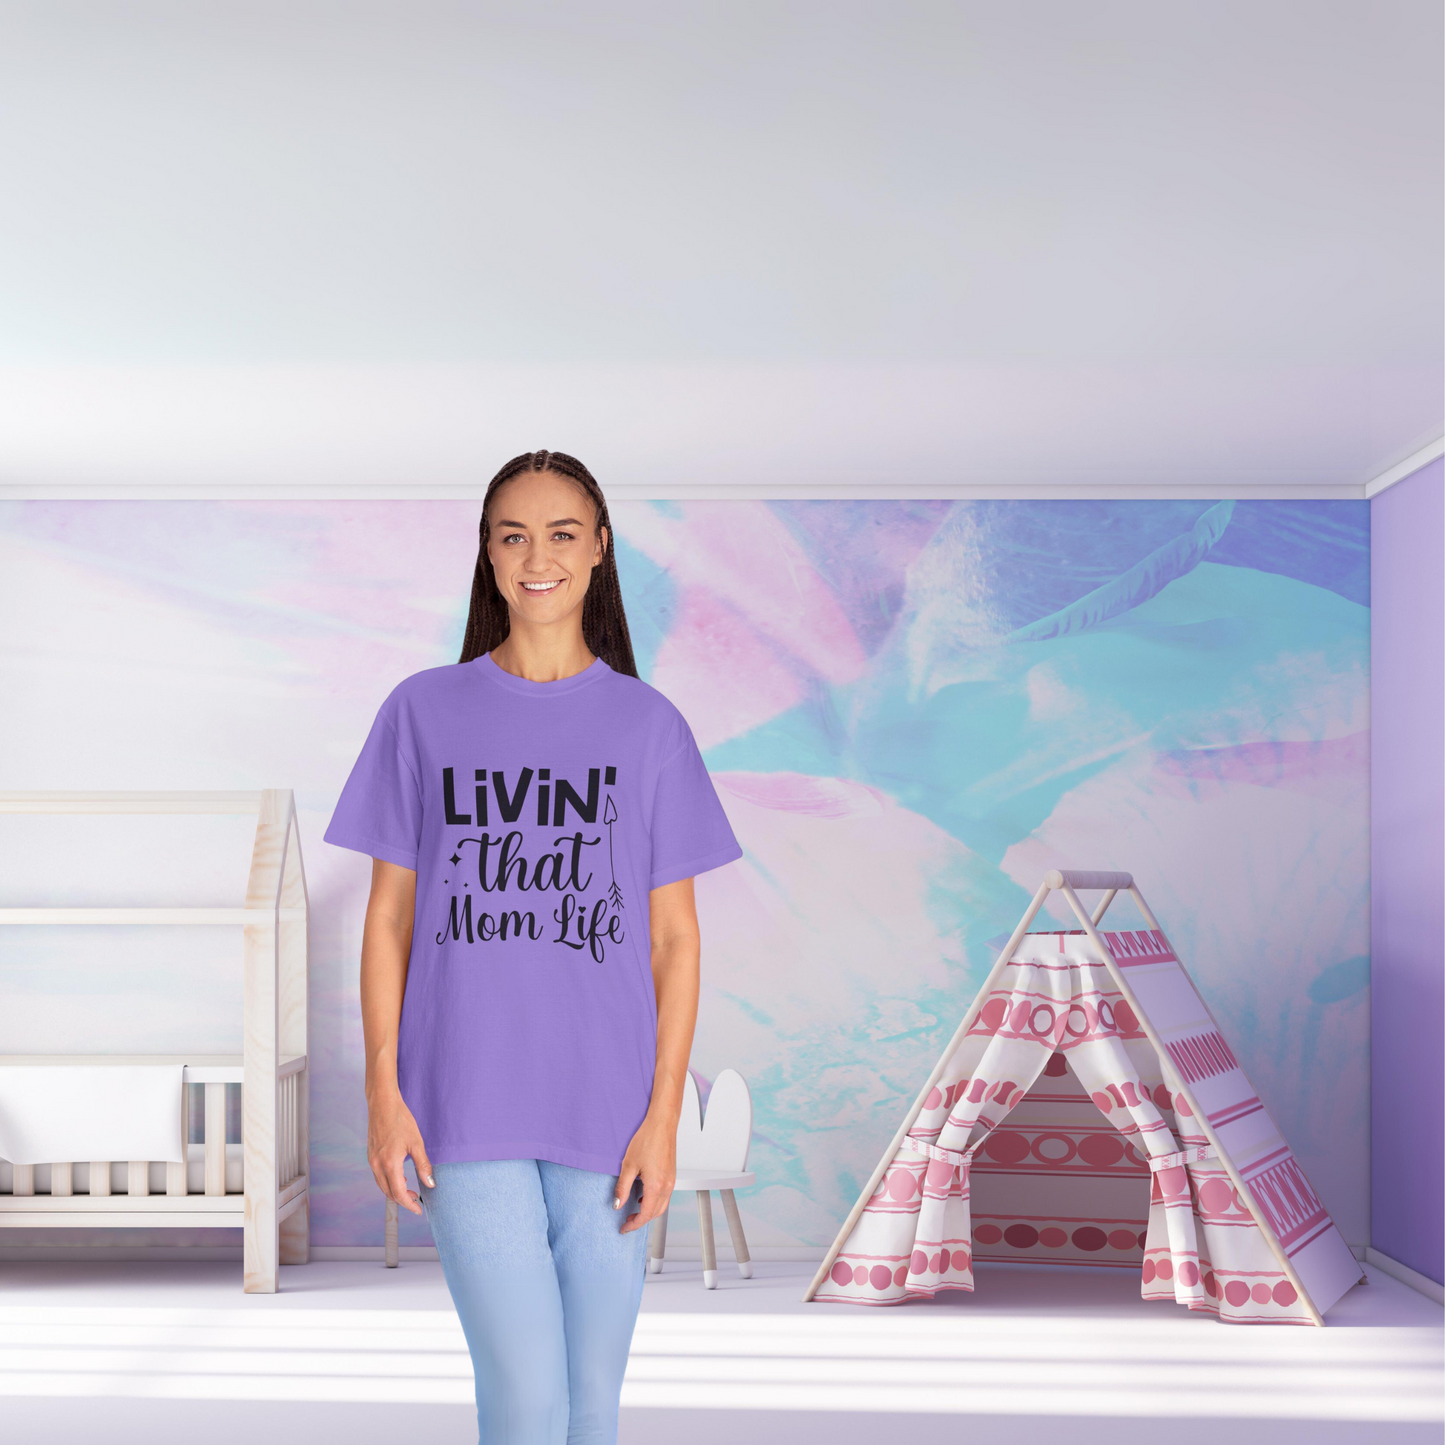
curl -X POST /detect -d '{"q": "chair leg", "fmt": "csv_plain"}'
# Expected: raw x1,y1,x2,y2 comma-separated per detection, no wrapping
648,1203,668,1275
697,1189,718,1289
720,1188,753,1279
385,1197,399,1268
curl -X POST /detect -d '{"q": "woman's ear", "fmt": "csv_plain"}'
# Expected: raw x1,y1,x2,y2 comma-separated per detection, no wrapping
595,525,608,567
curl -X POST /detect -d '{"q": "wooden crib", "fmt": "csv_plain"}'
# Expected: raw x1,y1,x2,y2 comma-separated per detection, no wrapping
0,790,310,1293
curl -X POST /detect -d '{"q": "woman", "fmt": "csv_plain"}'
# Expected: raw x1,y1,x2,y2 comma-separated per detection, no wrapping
324,450,742,1444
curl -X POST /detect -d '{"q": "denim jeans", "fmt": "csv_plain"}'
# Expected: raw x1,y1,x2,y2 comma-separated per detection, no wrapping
420,1158,649,1445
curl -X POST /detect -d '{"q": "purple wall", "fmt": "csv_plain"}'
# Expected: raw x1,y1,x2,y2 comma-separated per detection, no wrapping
1371,456,1444,1284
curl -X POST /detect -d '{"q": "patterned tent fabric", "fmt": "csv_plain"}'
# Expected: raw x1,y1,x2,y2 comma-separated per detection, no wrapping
812,927,1358,1324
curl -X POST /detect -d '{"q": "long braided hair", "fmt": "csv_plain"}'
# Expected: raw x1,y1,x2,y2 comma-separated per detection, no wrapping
458,449,639,678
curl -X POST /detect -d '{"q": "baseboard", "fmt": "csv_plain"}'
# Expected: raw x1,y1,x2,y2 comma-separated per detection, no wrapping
640,1245,822,1263
0,1244,244,1261
0,1244,433,1264
310,1246,439,1261
0,1241,824,1264
1364,1246,1445,1304
310,1244,825,1262
11,1240,1420,1294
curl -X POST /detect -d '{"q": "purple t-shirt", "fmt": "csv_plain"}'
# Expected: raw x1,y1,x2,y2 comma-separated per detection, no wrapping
324,653,742,1175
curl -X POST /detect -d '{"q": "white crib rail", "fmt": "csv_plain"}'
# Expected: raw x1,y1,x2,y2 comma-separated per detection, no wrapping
0,790,310,1292
1,1057,309,1216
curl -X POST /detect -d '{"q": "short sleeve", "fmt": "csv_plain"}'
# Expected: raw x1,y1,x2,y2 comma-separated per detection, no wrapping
649,723,744,891
323,700,424,870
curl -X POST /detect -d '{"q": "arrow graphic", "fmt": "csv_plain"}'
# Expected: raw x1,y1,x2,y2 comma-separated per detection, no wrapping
603,794,624,908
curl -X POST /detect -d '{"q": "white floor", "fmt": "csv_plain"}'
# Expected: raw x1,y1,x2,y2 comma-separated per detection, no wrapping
0,1255,1439,1444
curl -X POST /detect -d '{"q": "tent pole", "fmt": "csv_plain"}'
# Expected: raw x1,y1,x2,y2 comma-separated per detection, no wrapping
802,878,1056,1302
1056,881,1325,1327
1127,885,1163,932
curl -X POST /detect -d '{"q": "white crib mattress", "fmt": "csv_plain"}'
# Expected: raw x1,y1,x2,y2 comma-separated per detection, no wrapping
0,1063,185,1166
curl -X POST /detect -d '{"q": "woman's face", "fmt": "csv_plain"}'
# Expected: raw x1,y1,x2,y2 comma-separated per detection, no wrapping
485,470,606,630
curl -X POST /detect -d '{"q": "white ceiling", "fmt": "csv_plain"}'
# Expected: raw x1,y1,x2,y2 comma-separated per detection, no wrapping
0,1,1439,496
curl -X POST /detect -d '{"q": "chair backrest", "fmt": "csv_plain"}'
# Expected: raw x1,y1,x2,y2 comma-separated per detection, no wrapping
675,1068,751,1173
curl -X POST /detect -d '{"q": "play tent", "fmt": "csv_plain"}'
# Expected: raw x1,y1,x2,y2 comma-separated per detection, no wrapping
805,870,1362,1325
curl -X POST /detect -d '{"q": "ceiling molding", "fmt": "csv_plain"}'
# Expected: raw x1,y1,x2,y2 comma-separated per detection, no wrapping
1363,436,1445,499
0,481,1370,503
0,365,1434,503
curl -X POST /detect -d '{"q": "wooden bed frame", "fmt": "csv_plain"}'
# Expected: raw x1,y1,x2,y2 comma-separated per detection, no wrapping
0,790,309,1293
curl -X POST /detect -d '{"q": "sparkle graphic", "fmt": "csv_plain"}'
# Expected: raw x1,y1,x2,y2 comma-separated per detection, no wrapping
449,852,461,865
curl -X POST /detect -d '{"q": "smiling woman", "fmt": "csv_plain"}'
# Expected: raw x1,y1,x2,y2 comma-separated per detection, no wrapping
323,448,742,1445
458,449,639,681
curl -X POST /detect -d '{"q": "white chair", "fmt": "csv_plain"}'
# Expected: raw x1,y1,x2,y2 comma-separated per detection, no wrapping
651,1067,755,1289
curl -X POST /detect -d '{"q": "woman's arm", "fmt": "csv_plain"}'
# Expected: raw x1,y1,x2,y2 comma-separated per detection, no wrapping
615,876,701,1232
360,857,434,1215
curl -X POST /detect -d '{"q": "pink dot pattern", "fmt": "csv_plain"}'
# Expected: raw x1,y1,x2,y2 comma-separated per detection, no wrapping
811,942,1327,1322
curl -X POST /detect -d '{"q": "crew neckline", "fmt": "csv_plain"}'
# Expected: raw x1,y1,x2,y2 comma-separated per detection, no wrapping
473,651,611,697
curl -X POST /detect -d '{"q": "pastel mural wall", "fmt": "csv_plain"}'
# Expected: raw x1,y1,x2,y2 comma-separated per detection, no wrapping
0,497,1370,1252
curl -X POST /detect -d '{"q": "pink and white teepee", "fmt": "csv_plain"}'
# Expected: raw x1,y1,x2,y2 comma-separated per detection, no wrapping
805,870,1362,1325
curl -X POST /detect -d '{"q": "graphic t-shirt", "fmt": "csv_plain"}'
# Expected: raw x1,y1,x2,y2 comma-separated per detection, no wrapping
324,653,743,1175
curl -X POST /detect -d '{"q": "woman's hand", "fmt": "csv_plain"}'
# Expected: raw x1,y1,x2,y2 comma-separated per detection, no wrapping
367,1089,435,1216
614,1109,677,1234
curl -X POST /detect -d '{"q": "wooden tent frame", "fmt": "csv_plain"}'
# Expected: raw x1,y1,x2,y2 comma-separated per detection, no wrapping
804,869,1356,1326
0,790,309,1293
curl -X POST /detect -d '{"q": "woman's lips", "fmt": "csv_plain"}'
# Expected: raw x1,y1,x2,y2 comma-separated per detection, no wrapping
520,579,563,594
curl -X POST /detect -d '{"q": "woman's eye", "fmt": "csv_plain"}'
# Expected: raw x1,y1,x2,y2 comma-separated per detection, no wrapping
502,533,525,544
551,531,575,542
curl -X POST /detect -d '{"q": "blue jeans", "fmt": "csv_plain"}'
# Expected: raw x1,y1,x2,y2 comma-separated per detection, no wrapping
420,1159,649,1445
